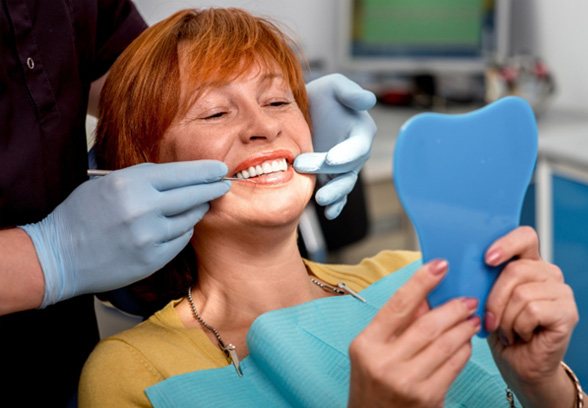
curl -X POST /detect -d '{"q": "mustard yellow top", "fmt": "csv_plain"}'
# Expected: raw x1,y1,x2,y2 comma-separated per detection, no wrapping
78,250,420,407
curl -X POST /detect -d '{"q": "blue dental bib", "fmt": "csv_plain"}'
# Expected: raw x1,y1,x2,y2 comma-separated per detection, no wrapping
146,262,514,407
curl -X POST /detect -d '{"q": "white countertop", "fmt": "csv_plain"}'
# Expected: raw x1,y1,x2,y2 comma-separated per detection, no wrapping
536,110,588,170
363,105,588,183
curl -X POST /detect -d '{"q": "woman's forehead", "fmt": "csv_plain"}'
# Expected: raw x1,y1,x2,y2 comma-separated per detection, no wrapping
179,58,288,95
179,48,283,81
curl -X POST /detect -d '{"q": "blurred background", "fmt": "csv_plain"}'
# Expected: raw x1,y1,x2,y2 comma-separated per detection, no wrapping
94,0,588,383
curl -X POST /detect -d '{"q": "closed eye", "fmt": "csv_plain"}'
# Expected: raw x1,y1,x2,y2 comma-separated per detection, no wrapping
267,101,291,107
202,111,227,120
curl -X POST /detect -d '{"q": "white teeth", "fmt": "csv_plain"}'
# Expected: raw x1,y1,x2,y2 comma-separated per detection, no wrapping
234,158,288,179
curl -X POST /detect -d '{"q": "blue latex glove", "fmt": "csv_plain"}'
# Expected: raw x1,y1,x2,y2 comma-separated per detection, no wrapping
21,161,230,307
295,74,377,219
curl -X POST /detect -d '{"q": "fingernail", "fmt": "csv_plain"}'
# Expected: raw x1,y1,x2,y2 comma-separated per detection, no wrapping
461,297,478,311
485,311,497,332
469,316,481,329
486,248,502,265
429,259,448,276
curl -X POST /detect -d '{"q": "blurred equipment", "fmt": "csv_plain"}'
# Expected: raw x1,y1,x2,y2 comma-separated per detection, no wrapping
338,0,513,110
485,54,555,116
338,0,508,75
298,172,370,261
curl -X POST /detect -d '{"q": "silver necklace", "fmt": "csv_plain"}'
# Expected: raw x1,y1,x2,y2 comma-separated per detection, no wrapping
309,278,366,302
186,277,365,377
186,287,243,377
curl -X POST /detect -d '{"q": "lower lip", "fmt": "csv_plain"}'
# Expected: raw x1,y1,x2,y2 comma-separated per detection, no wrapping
233,166,294,185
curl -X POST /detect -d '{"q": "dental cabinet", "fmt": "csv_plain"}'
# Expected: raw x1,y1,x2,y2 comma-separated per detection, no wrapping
532,110,588,385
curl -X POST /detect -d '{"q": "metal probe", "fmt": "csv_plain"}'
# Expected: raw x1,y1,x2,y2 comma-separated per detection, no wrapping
87,169,247,181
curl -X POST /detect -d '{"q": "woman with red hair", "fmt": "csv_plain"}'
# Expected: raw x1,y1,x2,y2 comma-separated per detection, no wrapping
79,8,583,408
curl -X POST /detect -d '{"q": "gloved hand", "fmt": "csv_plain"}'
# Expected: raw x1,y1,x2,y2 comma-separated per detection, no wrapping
20,160,230,308
295,74,377,219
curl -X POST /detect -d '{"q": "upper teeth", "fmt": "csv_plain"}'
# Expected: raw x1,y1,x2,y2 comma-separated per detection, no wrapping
235,158,288,179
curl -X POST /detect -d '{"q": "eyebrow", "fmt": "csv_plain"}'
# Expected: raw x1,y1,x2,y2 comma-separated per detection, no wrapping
260,72,282,80
257,72,291,95
258,72,285,85
183,71,288,114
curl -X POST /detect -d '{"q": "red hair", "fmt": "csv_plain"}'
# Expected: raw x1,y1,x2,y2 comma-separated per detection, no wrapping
95,8,310,170
94,8,310,315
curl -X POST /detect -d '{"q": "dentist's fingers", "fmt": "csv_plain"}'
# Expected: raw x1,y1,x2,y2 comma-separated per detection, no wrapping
158,181,230,216
324,117,375,166
315,172,358,206
294,152,361,174
331,74,377,111
146,161,228,191
160,203,212,242
293,152,328,173
152,228,194,263
324,197,347,220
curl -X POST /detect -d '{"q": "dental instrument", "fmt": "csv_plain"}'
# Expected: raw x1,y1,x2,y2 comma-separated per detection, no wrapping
87,169,247,181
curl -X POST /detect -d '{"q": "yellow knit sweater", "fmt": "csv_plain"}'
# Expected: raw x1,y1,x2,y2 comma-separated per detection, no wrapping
78,250,420,407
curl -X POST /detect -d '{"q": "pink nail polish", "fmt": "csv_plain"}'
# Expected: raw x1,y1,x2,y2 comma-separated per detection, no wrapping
469,316,481,328
429,259,448,276
486,248,501,265
462,297,478,311
485,311,496,332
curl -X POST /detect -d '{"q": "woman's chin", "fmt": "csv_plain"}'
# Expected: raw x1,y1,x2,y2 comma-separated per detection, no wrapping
200,174,314,233
202,198,307,233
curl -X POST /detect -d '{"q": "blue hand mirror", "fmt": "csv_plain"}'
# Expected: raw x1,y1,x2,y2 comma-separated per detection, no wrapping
393,96,538,337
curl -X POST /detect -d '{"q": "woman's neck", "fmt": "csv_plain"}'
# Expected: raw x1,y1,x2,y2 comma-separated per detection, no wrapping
186,222,325,330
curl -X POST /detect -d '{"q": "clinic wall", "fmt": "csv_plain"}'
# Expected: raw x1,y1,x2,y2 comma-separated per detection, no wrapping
134,1,588,114
512,0,588,114
134,0,339,71
538,0,588,114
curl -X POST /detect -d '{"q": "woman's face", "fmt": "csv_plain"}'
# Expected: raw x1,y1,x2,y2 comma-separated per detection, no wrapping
158,62,315,230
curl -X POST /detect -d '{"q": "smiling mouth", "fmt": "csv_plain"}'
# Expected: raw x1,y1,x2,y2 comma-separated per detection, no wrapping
233,158,288,180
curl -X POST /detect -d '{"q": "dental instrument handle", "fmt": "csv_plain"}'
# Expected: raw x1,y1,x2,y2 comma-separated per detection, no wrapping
88,169,244,182
87,169,112,177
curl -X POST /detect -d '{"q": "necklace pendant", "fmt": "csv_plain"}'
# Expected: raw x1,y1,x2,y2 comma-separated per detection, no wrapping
337,282,366,303
223,344,243,377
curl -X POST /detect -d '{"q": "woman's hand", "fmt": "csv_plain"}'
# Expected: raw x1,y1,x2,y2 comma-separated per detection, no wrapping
484,226,579,407
348,260,480,408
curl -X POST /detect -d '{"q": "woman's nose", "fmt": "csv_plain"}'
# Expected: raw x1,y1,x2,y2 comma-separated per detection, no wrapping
239,105,281,143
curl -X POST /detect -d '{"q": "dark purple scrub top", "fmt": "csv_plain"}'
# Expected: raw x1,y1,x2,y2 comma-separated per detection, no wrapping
0,1,146,405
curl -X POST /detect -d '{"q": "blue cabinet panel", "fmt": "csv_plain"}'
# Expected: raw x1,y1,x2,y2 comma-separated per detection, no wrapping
553,174,588,384
520,182,536,228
